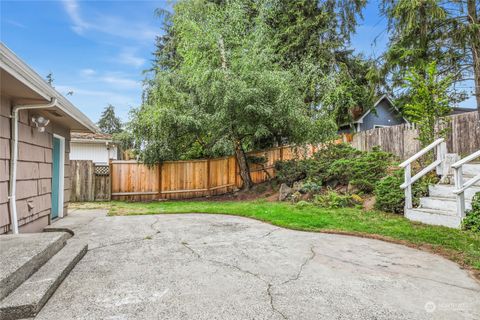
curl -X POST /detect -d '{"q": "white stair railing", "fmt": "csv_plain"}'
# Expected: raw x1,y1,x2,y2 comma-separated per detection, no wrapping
399,138,447,211
451,150,480,218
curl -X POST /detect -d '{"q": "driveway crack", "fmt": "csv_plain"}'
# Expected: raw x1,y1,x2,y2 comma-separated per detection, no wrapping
259,227,281,239
267,283,288,319
89,238,144,251
149,217,162,237
180,241,288,319
281,246,316,285
181,242,201,259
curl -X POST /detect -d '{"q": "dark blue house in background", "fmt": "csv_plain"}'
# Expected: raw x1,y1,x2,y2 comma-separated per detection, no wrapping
339,95,409,133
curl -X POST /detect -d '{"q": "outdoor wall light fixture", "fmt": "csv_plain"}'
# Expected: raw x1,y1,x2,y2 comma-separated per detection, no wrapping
31,115,50,132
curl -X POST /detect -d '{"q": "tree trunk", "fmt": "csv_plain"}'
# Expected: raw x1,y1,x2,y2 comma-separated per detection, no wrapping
467,0,480,117
234,140,253,190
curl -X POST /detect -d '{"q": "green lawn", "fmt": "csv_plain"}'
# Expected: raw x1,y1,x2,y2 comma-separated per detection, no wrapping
72,200,480,275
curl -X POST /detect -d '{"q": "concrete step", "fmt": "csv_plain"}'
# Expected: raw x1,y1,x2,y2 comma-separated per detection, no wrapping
0,232,70,301
420,196,472,212
463,163,480,176
429,184,480,200
0,241,88,320
405,208,462,229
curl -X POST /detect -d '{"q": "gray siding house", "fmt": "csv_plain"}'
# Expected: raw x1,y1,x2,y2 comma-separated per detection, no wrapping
0,43,97,234
339,95,409,133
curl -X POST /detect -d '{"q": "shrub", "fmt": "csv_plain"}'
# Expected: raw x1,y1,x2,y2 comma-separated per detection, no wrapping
327,147,393,193
300,180,322,194
275,144,393,193
462,192,480,232
313,143,361,162
374,170,405,213
374,169,436,214
312,143,361,183
314,190,359,209
275,159,314,186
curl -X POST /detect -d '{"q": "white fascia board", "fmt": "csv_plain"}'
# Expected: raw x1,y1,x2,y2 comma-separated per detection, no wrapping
71,139,114,144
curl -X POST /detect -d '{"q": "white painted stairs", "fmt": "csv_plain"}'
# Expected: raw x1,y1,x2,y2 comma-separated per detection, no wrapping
405,163,480,228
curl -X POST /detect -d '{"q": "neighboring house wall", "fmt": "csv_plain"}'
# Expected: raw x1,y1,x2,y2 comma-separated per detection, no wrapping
359,99,406,131
0,96,71,234
70,142,117,164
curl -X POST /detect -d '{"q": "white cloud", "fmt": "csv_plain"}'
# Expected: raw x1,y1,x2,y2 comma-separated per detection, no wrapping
100,75,140,89
5,20,27,29
80,68,96,77
55,85,138,115
56,85,114,97
61,0,157,42
62,0,89,34
76,69,140,89
117,48,146,68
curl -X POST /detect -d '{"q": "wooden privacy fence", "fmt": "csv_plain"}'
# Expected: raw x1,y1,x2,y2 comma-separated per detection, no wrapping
70,160,111,201
110,145,322,201
351,112,480,159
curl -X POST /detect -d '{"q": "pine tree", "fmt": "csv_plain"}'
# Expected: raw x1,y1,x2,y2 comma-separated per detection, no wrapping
97,105,122,134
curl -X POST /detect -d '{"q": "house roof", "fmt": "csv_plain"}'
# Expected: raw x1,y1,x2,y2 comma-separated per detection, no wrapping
451,107,476,115
0,43,98,133
353,94,410,125
71,132,114,144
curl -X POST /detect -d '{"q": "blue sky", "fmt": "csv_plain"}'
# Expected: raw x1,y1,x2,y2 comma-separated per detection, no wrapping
0,1,474,123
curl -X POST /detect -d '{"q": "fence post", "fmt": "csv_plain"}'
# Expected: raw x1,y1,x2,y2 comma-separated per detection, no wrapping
158,163,162,199
206,158,211,194
109,160,113,201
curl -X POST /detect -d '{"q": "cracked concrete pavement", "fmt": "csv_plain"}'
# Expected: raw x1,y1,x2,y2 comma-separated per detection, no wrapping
36,209,480,319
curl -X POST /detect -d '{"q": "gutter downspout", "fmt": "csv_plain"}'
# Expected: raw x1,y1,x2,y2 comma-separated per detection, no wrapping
9,98,57,234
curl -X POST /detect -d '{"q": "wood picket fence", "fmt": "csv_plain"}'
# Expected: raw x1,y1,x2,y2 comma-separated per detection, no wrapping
109,145,321,201
351,111,479,159
70,160,111,201
72,112,478,202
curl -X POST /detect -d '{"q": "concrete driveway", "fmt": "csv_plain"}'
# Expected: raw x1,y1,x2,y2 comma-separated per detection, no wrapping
37,209,480,320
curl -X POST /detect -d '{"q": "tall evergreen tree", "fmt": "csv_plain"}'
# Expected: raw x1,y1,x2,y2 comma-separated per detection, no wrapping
98,105,122,134
265,0,374,122
382,0,480,114
448,0,480,115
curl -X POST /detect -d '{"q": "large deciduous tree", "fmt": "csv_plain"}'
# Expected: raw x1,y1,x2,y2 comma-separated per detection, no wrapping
134,0,337,189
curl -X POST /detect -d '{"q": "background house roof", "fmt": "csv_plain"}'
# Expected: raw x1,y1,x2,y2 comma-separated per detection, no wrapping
451,107,476,115
71,132,113,143
353,95,409,124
